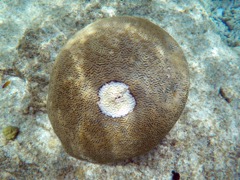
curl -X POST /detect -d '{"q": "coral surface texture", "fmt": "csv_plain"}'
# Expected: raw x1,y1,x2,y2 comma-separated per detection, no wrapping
47,16,189,164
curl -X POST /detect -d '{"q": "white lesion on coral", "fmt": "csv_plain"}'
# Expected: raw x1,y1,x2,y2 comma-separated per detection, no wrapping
97,81,136,118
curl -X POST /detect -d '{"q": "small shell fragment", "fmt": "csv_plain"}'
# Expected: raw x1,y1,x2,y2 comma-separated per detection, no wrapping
2,126,19,140
2,81,11,89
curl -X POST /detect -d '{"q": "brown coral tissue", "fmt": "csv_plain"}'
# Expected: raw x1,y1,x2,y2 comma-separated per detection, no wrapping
47,16,190,164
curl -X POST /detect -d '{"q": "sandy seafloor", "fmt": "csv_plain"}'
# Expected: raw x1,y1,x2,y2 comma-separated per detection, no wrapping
0,0,239,179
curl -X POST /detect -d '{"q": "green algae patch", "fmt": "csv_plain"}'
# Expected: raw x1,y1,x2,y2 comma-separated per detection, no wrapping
2,126,19,140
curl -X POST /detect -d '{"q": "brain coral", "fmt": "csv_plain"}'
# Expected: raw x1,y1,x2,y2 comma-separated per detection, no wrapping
47,16,189,164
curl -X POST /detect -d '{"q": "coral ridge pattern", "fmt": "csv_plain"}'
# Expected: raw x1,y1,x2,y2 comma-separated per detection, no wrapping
47,16,189,164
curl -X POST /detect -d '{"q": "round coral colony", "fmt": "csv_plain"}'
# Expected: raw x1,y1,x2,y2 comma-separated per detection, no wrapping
47,16,189,164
